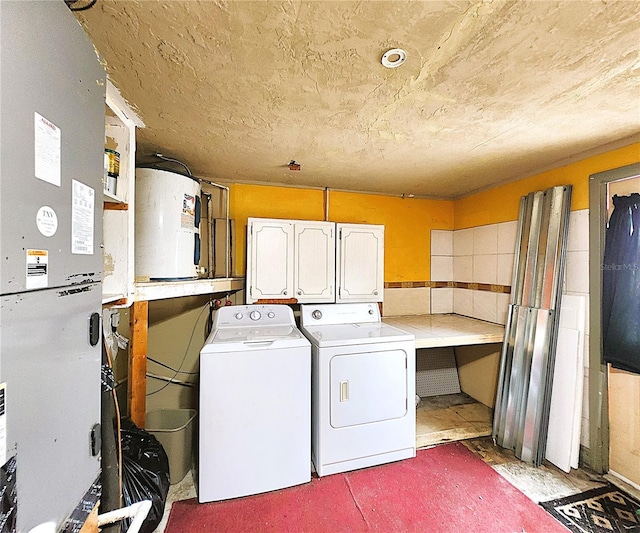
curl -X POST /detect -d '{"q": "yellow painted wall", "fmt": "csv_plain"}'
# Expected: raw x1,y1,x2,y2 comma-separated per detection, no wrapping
329,192,453,282
229,144,639,280
454,143,640,229
230,184,454,282
230,183,323,276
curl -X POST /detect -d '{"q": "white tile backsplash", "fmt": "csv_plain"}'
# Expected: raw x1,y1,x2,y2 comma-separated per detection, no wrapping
565,250,589,293
473,254,498,284
473,291,498,323
432,221,515,325
453,255,473,283
431,287,454,314
383,287,431,316
453,228,473,256
431,256,453,281
431,230,453,256
453,288,473,317
474,225,498,255
497,292,510,325
497,220,518,254
497,254,515,286
567,209,589,252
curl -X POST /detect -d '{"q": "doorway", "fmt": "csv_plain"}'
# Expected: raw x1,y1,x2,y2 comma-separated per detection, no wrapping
588,163,640,486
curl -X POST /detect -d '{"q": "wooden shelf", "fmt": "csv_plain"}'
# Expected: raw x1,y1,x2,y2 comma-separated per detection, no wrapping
103,200,128,211
134,277,244,302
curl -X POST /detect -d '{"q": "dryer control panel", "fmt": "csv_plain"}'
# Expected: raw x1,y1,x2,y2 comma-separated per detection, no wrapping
300,303,380,326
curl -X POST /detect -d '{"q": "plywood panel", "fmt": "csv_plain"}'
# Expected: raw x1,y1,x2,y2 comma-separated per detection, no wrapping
609,368,640,486
454,344,501,408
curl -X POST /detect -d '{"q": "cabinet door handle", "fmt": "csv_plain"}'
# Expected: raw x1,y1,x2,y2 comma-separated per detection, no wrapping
283,290,288,295
374,290,379,295
297,290,302,295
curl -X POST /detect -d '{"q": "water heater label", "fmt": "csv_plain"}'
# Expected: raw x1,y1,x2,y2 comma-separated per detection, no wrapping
34,112,61,186
26,249,48,289
71,179,95,255
36,205,58,237
181,193,196,229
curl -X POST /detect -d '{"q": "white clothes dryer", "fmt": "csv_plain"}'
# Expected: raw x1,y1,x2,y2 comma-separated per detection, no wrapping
300,303,416,477
198,304,311,502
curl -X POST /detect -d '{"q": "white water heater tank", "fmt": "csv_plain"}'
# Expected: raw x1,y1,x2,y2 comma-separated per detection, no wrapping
135,168,201,280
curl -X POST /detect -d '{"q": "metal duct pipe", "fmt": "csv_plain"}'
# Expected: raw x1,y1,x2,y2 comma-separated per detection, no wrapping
198,179,230,278
324,187,330,222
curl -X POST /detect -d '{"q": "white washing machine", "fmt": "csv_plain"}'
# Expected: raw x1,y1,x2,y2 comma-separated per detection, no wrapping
300,303,416,477
198,304,311,502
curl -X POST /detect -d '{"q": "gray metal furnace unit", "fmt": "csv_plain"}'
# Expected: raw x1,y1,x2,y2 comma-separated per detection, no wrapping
1,2,105,530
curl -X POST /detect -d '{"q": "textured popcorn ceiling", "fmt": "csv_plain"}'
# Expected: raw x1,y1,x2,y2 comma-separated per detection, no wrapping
76,0,640,198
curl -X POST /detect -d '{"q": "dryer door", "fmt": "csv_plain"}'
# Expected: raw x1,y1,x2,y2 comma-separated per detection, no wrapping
330,348,407,428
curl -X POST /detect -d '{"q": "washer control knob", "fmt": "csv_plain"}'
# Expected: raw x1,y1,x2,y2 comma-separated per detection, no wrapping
234,312,243,320
311,310,323,320
250,310,261,321
267,312,275,318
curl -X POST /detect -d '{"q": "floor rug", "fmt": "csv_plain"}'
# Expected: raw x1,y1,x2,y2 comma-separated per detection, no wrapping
541,484,640,533
167,442,568,532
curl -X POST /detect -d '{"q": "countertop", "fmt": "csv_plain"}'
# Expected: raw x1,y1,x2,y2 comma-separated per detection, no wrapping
382,314,505,349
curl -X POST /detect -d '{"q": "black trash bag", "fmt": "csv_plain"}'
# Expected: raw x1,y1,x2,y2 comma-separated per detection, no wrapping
120,417,170,533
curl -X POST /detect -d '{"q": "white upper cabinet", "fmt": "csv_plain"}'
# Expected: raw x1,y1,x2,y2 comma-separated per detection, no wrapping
246,218,335,303
246,218,383,304
336,223,384,303
246,218,295,302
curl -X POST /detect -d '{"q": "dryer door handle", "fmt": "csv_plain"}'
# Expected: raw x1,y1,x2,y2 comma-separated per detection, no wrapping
340,380,349,402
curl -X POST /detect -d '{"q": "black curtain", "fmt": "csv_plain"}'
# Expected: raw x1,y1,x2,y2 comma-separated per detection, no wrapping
602,193,640,374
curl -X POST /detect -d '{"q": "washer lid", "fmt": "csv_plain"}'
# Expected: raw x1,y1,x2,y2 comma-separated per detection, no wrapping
300,322,414,348
201,325,310,352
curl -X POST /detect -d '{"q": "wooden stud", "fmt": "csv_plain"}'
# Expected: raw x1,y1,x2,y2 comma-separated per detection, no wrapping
78,504,99,533
128,300,148,428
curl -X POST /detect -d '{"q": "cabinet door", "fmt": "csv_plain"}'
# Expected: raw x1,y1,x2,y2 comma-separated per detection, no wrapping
246,219,294,302
336,223,384,302
294,222,335,303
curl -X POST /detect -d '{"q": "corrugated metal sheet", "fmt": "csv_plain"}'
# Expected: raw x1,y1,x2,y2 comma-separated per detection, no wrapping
493,185,572,465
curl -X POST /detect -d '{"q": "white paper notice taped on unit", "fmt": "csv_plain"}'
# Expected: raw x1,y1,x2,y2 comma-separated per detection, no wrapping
34,112,61,186
71,179,94,255
26,249,48,290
